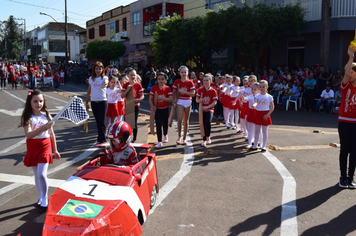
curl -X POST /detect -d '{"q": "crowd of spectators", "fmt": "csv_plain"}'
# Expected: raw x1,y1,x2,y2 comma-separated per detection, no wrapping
141,63,343,114
0,60,343,113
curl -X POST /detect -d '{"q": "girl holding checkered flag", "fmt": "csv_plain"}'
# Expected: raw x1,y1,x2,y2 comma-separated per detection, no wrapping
19,89,61,209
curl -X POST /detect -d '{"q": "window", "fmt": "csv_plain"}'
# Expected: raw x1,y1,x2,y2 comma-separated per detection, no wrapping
89,28,94,39
49,40,66,52
133,12,140,25
115,20,120,33
123,18,127,31
99,24,105,37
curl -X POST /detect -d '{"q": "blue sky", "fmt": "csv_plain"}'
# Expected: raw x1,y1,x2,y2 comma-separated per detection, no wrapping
1,0,137,30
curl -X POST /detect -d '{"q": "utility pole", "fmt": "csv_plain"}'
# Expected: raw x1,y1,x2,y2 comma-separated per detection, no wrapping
320,0,330,69
14,18,26,60
65,0,68,66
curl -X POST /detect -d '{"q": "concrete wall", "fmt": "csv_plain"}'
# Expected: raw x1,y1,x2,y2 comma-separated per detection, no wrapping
184,0,206,18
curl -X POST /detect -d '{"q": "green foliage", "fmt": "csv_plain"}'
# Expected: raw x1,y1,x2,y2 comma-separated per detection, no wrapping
86,40,126,65
0,15,23,60
152,14,212,69
152,3,306,71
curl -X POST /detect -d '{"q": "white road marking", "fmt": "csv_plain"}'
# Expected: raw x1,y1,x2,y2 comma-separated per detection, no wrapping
0,108,24,116
0,173,65,188
0,138,26,155
262,151,298,236
3,90,26,103
149,120,194,214
42,93,69,103
0,106,63,117
0,142,98,207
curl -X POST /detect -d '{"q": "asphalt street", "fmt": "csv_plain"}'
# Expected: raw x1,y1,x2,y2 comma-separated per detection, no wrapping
0,82,355,236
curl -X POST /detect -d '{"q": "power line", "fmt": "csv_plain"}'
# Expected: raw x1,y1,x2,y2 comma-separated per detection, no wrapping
6,0,88,17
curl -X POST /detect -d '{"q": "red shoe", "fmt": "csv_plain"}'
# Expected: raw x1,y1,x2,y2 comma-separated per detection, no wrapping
237,130,244,134
244,139,248,142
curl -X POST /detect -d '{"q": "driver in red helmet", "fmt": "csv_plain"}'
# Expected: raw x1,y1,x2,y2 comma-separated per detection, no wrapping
106,121,139,166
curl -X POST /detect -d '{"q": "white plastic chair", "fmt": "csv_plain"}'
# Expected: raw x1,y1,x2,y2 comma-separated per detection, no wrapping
286,96,298,111
298,92,304,108
277,91,283,104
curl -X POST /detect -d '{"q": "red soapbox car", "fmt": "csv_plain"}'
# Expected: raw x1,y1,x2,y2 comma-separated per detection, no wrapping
42,143,159,235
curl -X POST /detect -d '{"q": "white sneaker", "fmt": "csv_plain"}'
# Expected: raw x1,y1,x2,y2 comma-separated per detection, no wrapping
40,197,48,208
207,137,211,144
155,142,163,148
201,141,206,147
163,135,168,143
195,109,198,113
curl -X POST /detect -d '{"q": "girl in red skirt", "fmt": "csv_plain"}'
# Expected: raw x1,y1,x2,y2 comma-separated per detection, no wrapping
106,76,121,130
19,89,60,208
252,80,274,152
229,76,241,130
237,77,250,137
245,82,259,148
221,75,233,128
116,76,125,121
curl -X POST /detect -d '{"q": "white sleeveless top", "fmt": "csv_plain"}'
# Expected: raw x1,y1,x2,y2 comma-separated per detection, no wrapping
29,113,51,139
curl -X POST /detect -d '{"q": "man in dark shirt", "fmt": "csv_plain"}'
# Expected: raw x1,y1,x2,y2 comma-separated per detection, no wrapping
316,65,329,96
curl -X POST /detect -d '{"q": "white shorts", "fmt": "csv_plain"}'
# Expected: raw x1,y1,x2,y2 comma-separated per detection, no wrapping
177,99,192,108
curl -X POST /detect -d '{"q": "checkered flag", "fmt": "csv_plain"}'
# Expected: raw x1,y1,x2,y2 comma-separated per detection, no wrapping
49,96,89,125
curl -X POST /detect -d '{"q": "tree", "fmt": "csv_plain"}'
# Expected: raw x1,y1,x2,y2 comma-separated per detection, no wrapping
0,15,23,60
152,14,216,70
152,3,306,72
86,40,126,66
221,2,307,73
320,0,331,70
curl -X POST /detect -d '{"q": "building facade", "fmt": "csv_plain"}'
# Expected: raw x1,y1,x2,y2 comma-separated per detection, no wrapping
86,5,130,67
129,0,184,66
26,22,84,63
188,0,356,73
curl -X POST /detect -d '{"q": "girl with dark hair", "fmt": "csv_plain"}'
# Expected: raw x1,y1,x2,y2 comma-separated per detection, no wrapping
85,61,109,144
19,89,60,208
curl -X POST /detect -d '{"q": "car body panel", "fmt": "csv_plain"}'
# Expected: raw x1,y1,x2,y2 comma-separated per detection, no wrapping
43,146,158,236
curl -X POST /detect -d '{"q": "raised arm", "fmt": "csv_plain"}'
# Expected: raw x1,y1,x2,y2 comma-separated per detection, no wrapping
343,46,356,85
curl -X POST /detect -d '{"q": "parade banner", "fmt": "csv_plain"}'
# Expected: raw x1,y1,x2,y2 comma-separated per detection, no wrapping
110,22,115,42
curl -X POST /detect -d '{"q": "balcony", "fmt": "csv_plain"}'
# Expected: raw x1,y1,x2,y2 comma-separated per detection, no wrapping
286,0,356,22
144,22,157,37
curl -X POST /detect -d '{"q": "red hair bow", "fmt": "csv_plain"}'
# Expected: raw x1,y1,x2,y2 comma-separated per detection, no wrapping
28,90,34,96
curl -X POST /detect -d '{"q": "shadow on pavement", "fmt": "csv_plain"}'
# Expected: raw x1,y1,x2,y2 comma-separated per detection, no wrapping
228,184,344,235
1,204,44,236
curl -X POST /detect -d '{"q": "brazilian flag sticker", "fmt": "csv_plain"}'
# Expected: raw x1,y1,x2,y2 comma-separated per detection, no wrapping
58,199,104,219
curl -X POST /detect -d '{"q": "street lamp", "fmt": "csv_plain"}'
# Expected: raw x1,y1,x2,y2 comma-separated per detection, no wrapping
39,7,67,65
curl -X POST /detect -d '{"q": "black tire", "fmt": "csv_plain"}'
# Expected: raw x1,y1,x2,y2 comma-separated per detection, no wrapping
150,185,157,208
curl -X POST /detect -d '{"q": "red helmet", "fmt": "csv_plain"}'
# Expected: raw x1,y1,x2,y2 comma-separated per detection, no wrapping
107,121,132,152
